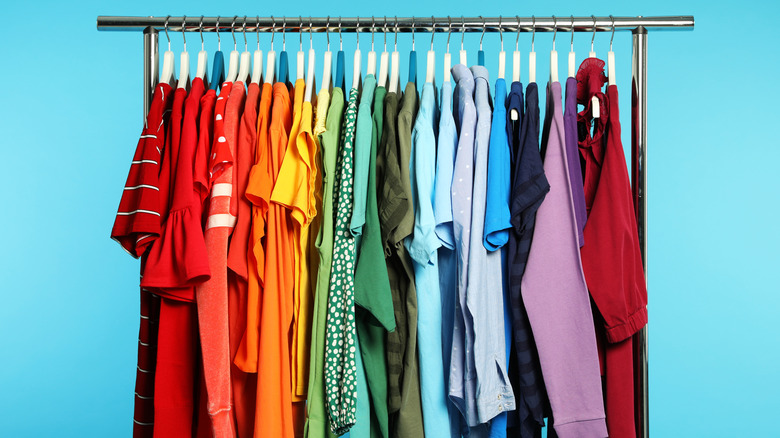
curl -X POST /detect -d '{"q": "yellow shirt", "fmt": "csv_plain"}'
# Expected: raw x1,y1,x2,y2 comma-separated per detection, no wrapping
271,79,316,401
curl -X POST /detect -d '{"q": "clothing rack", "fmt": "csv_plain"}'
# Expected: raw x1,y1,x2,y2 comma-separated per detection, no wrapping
96,15,695,438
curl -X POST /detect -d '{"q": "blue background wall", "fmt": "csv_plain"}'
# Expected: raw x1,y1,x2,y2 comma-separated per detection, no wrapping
1,0,777,436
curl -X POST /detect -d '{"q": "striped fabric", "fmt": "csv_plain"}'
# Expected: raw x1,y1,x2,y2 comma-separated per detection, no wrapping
111,83,173,437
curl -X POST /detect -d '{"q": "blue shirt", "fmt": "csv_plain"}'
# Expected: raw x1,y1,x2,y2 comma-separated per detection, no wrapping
483,78,512,251
448,63,479,432
507,81,550,437
434,79,461,438
468,65,515,425
405,81,451,438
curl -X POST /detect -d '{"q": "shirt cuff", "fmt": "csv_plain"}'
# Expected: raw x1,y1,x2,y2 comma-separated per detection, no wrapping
552,417,608,438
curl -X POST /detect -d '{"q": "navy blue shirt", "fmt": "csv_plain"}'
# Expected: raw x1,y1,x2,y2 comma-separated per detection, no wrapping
506,82,550,438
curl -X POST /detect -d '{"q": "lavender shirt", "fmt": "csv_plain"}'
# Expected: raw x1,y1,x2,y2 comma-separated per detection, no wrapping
564,77,587,246
521,82,607,438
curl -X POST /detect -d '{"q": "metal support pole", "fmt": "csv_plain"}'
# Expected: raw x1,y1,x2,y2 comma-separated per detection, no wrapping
142,26,158,122
632,26,649,438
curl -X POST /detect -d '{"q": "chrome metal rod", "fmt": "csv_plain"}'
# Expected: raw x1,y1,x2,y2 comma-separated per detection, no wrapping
632,27,649,438
97,15,694,33
142,27,158,122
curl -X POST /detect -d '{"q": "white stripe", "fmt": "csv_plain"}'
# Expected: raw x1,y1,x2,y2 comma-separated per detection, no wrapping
140,314,149,320
206,214,237,230
136,234,153,244
211,183,233,197
131,160,158,165
139,134,157,139
134,419,154,426
116,209,160,217
156,146,161,155
137,366,153,373
124,185,159,191
135,392,153,400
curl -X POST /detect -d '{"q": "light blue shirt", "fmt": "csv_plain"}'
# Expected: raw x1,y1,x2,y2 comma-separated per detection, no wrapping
406,81,451,438
468,65,515,425
434,80,461,438
351,74,377,250
448,63,479,431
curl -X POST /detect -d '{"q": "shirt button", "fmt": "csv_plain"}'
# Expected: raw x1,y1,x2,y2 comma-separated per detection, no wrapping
498,405,504,411
497,394,501,400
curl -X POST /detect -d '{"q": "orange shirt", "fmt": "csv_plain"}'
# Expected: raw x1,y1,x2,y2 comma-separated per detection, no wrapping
235,81,273,372
251,81,296,438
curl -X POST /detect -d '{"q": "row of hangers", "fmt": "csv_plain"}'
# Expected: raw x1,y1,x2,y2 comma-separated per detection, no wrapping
159,15,618,116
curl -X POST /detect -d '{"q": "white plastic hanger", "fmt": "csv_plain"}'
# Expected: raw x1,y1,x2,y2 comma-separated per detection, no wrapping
160,16,177,87
236,16,251,85
305,18,317,102
264,17,276,84
568,16,576,78
321,16,332,92
608,15,616,86
550,16,559,83
389,18,400,93
443,16,452,83
459,16,467,66
529,16,536,84
378,17,389,87
296,15,305,81
352,17,362,90
251,15,263,85
497,16,506,80
196,16,209,86
512,15,521,84
426,18,435,84
225,16,240,83
177,17,190,90
589,16,600,118
367,18,377,77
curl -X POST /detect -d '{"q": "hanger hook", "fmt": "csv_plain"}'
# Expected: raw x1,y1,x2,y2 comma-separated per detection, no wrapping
371,17,376,51
383,16,388,52
479,16,485,50
430,17,435,51
460,16,465,51
591,15,597,53
570,15,575,51
610,15,615,51
181,16,187,52
515,15,520,50
164,15,171,51
498,16,503,52
231,16,237,50
552,15,557,51
243,16,248,51
270,16,276,47
282,16,286,51
394,16,398,51
310,17,314,50
216,16,222,50
199,16,205,50
531,15,536,52
326,16,330,51
446,16,452,53
299,15,303,51
256,16,260,50
339,16,343,50
411,18,415,51
356,16,360,46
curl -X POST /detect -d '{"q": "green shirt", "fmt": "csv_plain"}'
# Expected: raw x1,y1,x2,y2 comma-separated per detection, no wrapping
379,82,424,438
325,86,360,435
305,87,343,438
355,81,396,438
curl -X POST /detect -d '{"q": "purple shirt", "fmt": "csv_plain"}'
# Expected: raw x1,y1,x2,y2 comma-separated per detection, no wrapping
521,82,607,438
564,77,587,246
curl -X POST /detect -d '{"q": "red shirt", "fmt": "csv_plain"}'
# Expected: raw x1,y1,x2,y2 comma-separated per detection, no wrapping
111,83,172,437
